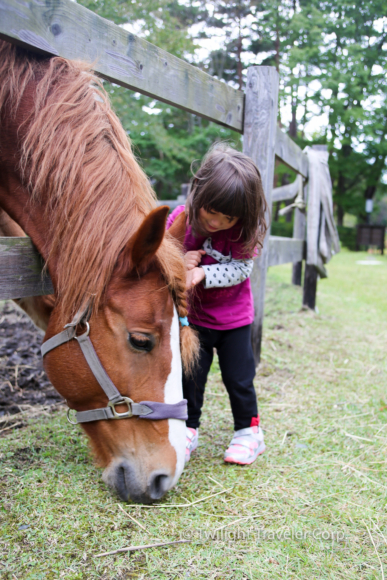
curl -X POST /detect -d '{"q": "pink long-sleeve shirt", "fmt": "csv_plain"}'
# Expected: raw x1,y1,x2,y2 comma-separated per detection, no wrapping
167,205,254,330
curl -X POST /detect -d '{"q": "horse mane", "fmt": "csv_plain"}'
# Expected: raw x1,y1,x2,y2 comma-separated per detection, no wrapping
0,41,182,323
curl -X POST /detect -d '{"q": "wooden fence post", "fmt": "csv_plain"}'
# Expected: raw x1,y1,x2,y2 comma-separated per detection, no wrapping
303,265,318,309
302,174,318,309
302,144,328,310
291,190,306,286
291,210,304,285
243,66,279,364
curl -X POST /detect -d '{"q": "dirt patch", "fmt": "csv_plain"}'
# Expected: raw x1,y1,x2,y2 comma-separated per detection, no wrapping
10,446,42,468
0,302,64,431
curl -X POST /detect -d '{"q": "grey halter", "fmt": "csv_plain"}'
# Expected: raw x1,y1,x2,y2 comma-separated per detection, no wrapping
41,309,188,425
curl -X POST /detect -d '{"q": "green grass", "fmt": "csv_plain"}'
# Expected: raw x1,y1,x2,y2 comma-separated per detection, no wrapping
1,249,387,579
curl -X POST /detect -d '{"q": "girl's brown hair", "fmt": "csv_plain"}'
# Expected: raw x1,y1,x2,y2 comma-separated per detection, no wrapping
186,143,268,255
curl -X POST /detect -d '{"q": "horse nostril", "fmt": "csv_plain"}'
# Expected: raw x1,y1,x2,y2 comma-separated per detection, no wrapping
115,461,135,502
148,471,170,500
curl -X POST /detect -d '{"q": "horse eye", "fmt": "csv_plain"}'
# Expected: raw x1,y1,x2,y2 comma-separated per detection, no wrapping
128,333,154,352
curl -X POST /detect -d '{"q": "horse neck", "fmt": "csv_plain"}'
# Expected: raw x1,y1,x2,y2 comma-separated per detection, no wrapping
0,56,61,282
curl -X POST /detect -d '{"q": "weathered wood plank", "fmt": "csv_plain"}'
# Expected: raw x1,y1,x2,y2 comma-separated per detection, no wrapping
268,236,304,268
272,175,300,203
275,126,308,177
0,238,53,300
291,208,306,285
303,264,318,310
292,253,303,285
0,0,244,132
243,66,279,364
291,180,306,285
302,144,328,308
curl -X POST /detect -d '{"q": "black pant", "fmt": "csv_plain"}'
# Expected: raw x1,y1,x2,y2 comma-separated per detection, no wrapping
183,324,258,431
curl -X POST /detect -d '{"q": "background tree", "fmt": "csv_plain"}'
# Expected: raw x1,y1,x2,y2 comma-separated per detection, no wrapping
290,0,387,224
196,0,387,225
78,0,387,225
78,0,239,197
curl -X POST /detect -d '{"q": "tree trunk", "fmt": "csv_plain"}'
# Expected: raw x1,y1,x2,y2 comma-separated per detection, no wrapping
289,94,297,139
237,20,243,91
275,26,280,73
273,202,280,222
337,204,344,226
365,185,376,200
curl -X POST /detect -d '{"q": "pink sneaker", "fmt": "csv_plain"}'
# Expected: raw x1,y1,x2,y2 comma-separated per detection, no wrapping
224,426,265,465
185,427,199,464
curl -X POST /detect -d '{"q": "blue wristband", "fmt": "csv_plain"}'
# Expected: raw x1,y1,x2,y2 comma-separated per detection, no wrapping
179,316,189,327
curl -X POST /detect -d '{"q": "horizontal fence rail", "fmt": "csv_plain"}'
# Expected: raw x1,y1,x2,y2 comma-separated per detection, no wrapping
267,236,304,268
0,0,244,132
275,127,308,177
0,234,305,299
272,175,301,203
0,238,53,300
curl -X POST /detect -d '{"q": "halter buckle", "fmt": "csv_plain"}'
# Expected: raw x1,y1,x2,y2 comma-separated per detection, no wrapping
67,408,78,425
65,320,90,339
108,397,134,419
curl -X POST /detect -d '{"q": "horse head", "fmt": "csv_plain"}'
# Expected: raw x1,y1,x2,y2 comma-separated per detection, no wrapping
0,40,197,503
42,206,196,503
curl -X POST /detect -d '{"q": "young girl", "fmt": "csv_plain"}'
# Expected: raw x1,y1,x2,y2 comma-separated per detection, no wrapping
167,144,268,465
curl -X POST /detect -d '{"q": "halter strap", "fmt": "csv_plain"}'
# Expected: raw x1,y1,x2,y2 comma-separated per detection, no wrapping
41,310,187,424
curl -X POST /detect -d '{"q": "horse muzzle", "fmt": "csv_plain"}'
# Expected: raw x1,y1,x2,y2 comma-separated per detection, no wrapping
103,459,174,503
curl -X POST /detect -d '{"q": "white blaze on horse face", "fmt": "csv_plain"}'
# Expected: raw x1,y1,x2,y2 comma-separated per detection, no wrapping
164,307,185,487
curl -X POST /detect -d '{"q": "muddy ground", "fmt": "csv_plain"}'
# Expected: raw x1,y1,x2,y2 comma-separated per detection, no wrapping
0,301,64,432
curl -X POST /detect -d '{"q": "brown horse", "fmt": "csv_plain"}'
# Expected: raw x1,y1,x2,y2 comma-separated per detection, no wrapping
0,40,198,503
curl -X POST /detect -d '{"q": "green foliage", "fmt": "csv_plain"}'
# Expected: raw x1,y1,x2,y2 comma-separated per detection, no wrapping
298,0,387,223
107,85,241,198
270,221,294,238
277,0,387,222
337,226,357,251
196,0,387,224
201,1,261,89
77,0,242,198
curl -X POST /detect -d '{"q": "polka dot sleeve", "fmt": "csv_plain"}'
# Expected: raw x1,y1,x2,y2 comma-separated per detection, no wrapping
201,259,254,289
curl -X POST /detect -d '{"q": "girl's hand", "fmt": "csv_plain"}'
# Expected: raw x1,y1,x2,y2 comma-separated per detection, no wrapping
184,250,206,270
186,267,205,289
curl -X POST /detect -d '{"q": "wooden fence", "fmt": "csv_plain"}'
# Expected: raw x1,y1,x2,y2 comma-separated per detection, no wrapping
0,0,322,363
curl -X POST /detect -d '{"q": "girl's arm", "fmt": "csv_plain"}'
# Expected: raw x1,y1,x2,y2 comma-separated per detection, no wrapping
200,259,254,288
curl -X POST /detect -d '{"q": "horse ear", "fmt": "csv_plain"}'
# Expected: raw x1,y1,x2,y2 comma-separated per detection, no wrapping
120,206,169,274
167,210,187,247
